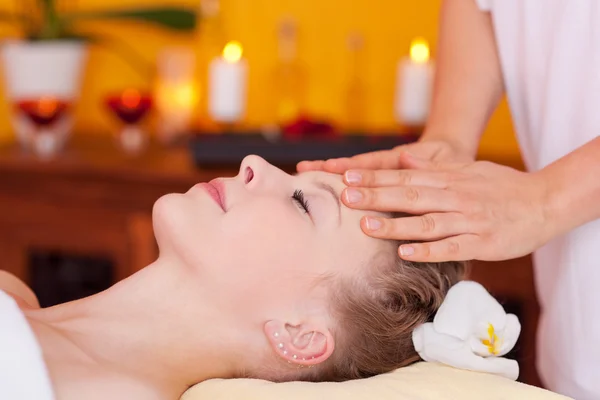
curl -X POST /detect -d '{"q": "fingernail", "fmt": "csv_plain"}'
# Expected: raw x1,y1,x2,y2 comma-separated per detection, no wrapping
365,217,381,231
344,188,363,204
345,171,362,184
399,246,415,257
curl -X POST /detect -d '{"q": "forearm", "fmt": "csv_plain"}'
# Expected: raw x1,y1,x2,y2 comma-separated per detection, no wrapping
539,136,600,239
422,0,505,158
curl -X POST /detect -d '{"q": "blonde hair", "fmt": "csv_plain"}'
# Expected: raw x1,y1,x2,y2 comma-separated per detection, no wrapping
310,240,466,381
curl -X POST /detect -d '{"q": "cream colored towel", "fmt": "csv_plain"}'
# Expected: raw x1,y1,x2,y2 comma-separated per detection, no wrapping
182,362,572,400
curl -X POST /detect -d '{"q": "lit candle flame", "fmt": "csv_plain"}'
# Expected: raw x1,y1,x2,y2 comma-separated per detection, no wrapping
37,96,59,117
122,89,141,109
173,85,196,107
223,41,243,63
156,83,197,111
410,37,430,64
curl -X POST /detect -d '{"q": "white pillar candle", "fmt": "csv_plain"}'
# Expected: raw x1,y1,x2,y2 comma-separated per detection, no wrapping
208,41,248,123
395,38,434,126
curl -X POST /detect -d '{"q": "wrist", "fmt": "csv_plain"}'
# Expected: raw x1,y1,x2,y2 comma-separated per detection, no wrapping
533,137,600,244
421,115,484,158
419,128,479,161
533,169,568,244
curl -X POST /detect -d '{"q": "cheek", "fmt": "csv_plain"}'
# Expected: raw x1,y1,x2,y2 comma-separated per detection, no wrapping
221,204,309,263
221,200,298,242
206,206,315,309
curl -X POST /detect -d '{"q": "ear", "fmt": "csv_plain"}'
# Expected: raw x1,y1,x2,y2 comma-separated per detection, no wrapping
264,320,335,367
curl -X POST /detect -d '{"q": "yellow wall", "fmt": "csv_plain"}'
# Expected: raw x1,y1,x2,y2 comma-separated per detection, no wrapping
0,0,519,158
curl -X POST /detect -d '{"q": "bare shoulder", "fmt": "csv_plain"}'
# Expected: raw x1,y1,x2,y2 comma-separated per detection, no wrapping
0,270,40,309
54,367,170,400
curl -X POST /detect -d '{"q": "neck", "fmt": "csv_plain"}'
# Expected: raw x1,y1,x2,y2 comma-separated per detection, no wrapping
28,259,246,396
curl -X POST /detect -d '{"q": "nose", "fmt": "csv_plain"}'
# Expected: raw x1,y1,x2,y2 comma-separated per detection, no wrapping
238,155,286,190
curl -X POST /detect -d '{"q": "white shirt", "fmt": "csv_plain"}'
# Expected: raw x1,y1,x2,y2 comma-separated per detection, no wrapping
0,290,54,400
476,1,600,398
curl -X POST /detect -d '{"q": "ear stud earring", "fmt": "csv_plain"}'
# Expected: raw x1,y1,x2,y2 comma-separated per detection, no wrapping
295,364,314,370
274,339,313,368
277,342,288,355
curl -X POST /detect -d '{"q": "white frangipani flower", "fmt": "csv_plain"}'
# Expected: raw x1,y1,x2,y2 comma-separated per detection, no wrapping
412,281,521,380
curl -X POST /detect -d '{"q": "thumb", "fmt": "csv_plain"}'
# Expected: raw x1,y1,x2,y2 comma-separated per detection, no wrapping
399,152,468,171
335,149,402,171
398,151,438,170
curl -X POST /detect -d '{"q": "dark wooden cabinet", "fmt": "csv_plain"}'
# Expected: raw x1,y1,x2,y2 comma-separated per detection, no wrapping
0,135,541,387
0,136,227,280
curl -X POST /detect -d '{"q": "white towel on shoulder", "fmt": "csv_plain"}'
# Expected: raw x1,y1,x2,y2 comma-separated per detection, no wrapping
0,290,54,400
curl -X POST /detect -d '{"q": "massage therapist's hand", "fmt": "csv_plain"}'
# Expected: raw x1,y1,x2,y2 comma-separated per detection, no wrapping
296,139,474,174
342,153,556,262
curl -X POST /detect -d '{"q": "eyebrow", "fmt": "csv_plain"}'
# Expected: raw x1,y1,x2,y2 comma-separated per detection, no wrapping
315,182,342,225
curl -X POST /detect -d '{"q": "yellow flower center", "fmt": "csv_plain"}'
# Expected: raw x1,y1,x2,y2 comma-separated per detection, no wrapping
481,323,502,355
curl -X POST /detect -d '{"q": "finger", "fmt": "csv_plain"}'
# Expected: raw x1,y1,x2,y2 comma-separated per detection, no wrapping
344,169,453,189
398,151,466,171
360,213,469,241
397,234,480,262
321,158,353,173
342,186,462,214
342,149,400,170
308,147,407,174
319,152,391,174
297,160,326,172
298,155,389,174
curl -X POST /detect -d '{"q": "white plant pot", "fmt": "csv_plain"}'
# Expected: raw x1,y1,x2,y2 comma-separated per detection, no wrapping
1,41,87,154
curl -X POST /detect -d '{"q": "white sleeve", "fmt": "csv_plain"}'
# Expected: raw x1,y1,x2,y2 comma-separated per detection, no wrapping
475,0,492,11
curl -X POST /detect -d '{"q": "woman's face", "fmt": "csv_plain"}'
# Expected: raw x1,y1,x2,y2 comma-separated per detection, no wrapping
153,155,384,326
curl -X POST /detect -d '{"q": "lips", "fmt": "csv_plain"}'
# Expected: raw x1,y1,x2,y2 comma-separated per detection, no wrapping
197,180,226,211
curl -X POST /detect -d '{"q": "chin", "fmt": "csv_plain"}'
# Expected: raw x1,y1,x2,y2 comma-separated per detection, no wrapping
152,193,186,254
152,193,215,268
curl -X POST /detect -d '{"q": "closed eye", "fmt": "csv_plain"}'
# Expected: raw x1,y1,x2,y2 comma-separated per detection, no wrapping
292,189,310,214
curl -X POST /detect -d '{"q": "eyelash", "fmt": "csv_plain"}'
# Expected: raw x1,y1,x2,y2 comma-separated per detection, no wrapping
292,189,310,214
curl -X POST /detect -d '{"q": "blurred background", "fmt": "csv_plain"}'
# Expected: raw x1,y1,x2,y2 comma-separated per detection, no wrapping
0,0,538,387
0,0,519,155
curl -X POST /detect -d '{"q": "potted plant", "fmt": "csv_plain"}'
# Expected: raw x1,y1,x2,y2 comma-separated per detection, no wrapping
0,0,198,152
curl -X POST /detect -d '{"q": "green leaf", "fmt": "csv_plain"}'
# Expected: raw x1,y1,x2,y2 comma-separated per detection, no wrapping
62,7,198,32
38,0,57,17
60,31,155,79
28,31,88,42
